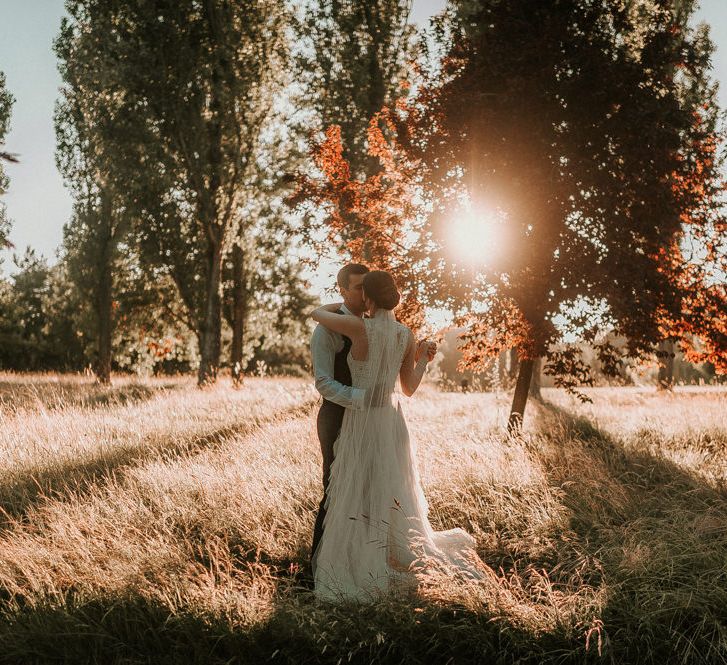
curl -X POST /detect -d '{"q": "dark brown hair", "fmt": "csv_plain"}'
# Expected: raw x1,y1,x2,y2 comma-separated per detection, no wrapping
337,263,369,289
362,270,401,310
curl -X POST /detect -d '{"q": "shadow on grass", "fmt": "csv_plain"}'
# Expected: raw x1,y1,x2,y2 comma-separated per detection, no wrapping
535,399,727,532
523,400,727,664
0,582,599,665
0,401,315,530
0,377,182,412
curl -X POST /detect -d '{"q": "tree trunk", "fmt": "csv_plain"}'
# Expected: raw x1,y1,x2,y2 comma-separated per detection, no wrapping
197,243,223,387
230,243,247,388
508,357,535,434
657,340,675,391
529,356,542,400
197,34,226,388
95,258,113,385
509,347,519,379
95,195,114,386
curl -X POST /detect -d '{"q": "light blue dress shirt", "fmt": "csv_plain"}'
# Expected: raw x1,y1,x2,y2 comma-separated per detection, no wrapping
310,303,365,410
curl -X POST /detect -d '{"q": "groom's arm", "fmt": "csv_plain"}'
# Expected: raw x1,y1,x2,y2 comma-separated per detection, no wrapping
310,325,365,410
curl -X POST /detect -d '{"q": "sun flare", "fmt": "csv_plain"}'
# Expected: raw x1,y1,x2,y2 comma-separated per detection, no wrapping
449,205,506,267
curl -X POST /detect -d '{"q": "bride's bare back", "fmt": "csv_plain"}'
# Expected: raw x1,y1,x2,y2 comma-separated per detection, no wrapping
310,305,428,396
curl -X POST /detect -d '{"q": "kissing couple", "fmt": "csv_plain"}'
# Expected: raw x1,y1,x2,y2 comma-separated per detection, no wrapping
308,263,486,602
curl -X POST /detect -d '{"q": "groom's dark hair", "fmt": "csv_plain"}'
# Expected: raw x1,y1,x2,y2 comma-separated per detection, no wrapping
337,263,369,289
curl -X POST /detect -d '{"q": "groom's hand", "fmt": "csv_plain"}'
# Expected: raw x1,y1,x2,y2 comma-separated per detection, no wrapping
415,340,437,363
428,341,438,362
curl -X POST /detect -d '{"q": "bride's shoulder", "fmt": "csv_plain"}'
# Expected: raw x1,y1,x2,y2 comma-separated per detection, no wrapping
395,321,413,342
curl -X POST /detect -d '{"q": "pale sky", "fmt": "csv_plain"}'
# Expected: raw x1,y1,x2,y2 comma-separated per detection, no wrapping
0,0,725,295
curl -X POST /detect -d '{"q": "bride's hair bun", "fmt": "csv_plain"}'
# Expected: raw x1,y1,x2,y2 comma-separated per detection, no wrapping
363,270,400,310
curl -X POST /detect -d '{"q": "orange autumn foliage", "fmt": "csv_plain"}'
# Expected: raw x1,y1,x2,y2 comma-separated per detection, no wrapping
289,107,428,332
654,127,727,373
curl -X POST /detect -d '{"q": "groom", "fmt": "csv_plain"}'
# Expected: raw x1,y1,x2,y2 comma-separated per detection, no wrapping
309,263,370,567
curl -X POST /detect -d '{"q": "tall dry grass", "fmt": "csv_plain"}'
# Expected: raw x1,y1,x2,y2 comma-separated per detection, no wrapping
0,374,725,664
0,372,314,524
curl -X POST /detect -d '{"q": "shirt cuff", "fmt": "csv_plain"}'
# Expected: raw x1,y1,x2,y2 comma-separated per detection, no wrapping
351,387,365,410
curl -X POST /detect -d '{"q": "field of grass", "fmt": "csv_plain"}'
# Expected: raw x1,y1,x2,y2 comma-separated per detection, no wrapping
0,372,725,664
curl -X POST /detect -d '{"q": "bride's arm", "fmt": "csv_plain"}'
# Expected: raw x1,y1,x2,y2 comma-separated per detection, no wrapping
399,330,431,397
309,303,365,339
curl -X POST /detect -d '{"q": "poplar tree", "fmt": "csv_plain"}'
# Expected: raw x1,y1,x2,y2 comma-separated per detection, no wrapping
62,0,290,386
223,103,310,385
54,23,127,384
295,0,417,258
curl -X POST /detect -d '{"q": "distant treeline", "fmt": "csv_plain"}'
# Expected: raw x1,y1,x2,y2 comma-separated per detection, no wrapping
435,328,722,393
0,247,313,377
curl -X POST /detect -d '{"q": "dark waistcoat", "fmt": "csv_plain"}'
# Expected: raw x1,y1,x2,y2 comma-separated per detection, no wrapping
321,309,352,410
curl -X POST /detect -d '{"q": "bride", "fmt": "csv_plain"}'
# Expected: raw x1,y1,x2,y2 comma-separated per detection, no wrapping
309,270,485,602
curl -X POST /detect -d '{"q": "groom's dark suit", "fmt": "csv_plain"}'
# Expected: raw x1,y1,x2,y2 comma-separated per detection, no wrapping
310,309,352,563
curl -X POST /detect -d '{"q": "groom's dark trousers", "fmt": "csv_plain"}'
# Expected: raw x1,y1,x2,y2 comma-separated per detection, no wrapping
310,322,352,564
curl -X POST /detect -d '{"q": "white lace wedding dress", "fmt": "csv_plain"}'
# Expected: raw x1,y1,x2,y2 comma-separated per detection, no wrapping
312,309,485,602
